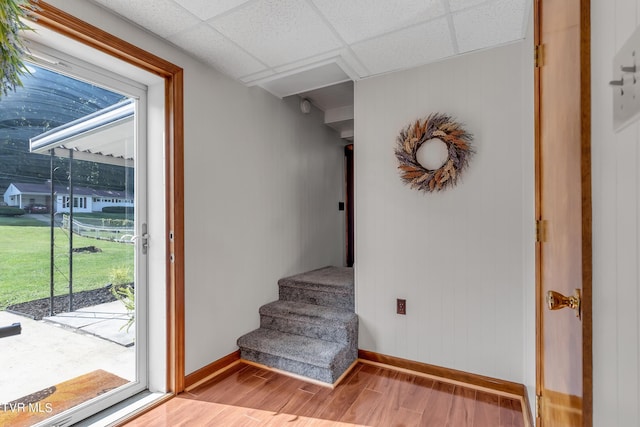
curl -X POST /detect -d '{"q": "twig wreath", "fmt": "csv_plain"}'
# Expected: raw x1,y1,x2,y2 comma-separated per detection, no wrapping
394,113,474,193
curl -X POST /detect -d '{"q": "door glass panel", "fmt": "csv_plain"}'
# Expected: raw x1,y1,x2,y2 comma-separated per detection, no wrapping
0,62,147,425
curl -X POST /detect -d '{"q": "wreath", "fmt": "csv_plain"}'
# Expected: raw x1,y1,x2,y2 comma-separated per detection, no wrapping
394,113,474,193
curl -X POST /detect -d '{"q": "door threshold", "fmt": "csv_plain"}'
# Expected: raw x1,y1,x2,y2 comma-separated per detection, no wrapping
71,391,172,427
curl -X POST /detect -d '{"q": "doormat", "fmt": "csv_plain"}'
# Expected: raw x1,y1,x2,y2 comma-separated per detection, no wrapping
0,369,128,427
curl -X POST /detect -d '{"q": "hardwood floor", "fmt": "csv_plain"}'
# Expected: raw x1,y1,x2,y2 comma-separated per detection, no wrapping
125,361,526,426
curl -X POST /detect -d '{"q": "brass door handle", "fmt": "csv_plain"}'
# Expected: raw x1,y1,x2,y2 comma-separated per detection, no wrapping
546,289,581,319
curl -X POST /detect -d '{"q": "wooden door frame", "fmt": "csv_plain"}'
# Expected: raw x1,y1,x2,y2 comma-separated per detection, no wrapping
33,2,186,393
534,0,592,424
345,144,354,267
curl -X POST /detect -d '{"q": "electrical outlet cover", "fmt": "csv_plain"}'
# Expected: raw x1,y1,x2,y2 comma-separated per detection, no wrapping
397,298,406,315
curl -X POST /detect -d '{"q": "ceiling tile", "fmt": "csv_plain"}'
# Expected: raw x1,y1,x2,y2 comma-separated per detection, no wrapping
169,24,267,78
210,0,343,67
173,0,252,21
93,0,531,98
93,0,201,38
447,0,489,13
312,0,445,44
453,0,529,53
351,18,454,76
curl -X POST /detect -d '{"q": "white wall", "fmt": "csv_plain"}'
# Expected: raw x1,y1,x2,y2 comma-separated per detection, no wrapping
354,38,534,385
591,1,640,425
182,73,346,373
47,0,346,375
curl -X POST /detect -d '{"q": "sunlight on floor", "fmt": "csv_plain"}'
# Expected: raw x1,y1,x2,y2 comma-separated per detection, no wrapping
126,398,371,426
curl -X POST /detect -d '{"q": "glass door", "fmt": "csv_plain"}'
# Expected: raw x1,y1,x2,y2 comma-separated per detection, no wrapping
0,50,149,426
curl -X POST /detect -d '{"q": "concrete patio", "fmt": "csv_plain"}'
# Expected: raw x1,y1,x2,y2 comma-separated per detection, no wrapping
43,300,135,347
0,302,135,404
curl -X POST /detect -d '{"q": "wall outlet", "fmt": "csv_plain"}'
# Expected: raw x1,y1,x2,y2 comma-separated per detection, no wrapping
397,298,406,315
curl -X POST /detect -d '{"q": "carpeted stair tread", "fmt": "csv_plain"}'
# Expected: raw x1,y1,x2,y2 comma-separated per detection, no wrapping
278,266,354,310
278,266,354,292
237,266,357,383
260,300,357,344
260,300,356,324
237,328,348,368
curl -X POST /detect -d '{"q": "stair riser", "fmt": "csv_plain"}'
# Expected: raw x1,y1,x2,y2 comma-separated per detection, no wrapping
240,347,357,384
279,285,354,310
260,315,357,345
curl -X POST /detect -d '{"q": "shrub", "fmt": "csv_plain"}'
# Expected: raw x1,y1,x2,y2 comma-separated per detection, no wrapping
0,206,25,216
109,266,132,286
103,218,134,227
109,266,135,332
102,206,134,214
111,283,135,332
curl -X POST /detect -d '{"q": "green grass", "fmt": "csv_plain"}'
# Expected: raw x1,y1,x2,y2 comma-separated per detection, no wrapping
0,225,134,310
0,215,48,227
72,212,131,220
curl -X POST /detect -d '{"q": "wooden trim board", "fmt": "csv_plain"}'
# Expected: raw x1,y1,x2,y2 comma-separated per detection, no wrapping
358,350,525,396
358,350,533,427
184,350,241,390
188,350,530,398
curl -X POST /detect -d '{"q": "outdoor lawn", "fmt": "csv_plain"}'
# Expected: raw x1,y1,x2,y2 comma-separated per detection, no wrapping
0,215,134,310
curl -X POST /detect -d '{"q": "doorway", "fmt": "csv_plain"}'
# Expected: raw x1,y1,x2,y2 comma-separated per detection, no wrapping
0,51,149,426
0,2,185,424
534,0,592,425
345,144,354,267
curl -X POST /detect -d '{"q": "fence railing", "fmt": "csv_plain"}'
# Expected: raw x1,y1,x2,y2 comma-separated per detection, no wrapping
62,214,134,243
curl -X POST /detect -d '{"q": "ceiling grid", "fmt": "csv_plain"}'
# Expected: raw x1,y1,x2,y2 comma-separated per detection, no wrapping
90,0,530,139
91,0,530,90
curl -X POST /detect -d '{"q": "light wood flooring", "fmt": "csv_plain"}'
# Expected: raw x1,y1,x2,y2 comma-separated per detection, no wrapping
125,361,526,426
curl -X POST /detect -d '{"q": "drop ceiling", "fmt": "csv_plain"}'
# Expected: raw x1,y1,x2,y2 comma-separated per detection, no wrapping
90,0,531,139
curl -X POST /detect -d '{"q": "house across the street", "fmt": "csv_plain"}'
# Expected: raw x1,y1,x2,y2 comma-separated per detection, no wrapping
2,181,133,213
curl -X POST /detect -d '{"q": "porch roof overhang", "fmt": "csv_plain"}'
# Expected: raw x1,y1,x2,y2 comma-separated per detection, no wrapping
29,99,134,167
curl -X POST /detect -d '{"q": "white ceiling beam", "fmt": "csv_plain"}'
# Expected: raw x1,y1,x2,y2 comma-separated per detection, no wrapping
340,128,354,140
324,105,354,125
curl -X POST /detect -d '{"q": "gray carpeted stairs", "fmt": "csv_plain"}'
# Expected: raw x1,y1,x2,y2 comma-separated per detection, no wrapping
237,266,357,384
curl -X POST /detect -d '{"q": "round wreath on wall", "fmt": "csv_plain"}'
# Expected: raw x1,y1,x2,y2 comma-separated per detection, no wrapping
394,113,474,193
